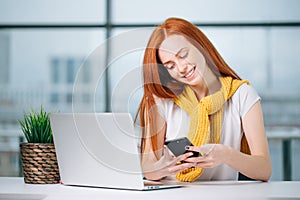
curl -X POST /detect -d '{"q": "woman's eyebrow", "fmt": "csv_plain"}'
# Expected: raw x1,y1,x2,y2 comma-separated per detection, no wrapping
175,47,188,57
162,60,172,66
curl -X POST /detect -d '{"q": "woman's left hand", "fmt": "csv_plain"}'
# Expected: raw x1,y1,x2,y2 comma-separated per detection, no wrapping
184,144,231,168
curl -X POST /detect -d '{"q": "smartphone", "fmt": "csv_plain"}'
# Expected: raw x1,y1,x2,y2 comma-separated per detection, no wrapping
164,137,200,157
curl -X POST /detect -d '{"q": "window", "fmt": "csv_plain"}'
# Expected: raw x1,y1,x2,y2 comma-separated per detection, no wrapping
51,58,60,84
66,58,75,84
0,0,300,181
0,32,9,85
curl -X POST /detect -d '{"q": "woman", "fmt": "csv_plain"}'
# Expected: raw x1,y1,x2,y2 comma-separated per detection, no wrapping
135,17,272,182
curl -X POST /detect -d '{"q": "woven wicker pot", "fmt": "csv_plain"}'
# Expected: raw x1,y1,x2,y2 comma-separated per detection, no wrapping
20,143,60,184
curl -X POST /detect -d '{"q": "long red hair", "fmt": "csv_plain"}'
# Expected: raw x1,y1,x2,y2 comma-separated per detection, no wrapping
136,17,241,157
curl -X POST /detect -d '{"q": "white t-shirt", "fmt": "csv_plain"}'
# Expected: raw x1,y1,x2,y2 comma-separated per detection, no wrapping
154,84,260,181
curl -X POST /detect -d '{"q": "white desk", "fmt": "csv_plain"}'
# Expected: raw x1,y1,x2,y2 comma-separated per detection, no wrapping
0,177,299,200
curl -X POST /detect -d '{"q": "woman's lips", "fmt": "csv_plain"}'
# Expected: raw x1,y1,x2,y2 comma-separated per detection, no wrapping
182,66,196,78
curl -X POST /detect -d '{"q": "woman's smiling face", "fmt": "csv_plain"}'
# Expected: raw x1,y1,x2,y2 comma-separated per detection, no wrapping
158,35,207,87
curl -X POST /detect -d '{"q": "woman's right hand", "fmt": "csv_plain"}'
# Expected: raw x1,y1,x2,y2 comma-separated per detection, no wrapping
142,146,195,181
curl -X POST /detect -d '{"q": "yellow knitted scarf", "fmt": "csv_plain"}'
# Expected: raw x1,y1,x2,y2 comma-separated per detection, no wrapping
173,76,250,182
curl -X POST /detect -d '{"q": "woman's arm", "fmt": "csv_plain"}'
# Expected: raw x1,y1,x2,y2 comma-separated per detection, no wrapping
233,100,272,181
142,145,194,181
185,101,272,181
141,114,194,181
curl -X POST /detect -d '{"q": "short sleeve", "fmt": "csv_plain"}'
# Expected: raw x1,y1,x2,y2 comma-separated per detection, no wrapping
233,84,261,118
153,95,190,140
153,95,168,121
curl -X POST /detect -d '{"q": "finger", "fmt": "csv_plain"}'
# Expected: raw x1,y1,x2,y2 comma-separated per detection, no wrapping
167,152,193,167
185,145,201,152
184,156,207,163
163,145,175,159
199,144,215,155
168,162,194,174
195,162,215,169
176,152,194,162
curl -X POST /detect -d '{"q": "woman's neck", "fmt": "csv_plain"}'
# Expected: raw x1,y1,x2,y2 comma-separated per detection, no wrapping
190,67,221,101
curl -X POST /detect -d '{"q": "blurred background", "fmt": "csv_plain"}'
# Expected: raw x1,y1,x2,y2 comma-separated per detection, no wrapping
0,0,299,181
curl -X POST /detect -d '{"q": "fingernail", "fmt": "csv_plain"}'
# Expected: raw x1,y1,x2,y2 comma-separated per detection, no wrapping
185,146,190,150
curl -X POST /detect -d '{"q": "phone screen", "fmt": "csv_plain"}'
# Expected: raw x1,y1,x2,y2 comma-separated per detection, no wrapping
164,137,200,157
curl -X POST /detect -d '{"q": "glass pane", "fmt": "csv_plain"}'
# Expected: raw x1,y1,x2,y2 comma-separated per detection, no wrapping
0,29,106,121
109,28,153,117
271,28,300,92
268,139,283,180
112,0,300,23
0,0,105,24
204,27,300,127
202,27,268,91
292,139,300,180
50,58,60,83
264,27,300,126
109,26,300,128
0,32,9,85
0,28,106,176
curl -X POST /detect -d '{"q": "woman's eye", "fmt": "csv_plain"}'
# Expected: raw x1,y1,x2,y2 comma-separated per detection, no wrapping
179,50,188,58
165,63,174,69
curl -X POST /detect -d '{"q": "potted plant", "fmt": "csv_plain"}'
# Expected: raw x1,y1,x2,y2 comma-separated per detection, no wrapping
18,106,60,184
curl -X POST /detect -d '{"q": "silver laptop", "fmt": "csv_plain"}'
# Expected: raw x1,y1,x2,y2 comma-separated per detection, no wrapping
50,113,181,190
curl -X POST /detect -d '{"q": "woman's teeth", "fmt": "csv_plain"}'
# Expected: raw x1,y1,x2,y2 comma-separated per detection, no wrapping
185,67,195,78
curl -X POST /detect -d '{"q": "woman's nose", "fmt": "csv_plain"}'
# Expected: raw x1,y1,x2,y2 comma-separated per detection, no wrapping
177,61,188,74
177,64,188,74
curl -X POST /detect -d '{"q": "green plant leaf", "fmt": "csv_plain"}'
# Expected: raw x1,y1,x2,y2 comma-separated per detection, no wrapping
18,106,53,144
